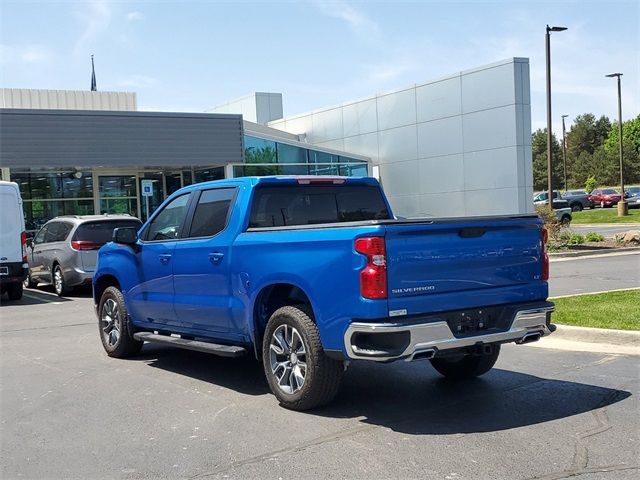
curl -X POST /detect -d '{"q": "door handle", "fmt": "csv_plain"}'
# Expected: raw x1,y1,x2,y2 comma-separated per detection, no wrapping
159,253,172,264
208,252,224,264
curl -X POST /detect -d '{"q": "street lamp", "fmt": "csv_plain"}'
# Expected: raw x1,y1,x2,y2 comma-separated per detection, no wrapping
605,73,627,216
545,25,567,205
561,115,568,191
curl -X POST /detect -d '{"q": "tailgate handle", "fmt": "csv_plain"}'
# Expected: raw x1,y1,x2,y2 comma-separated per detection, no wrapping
458,227,486,238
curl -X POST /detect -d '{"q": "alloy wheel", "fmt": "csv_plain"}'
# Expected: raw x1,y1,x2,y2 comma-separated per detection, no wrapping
269,324,307,394
101,298,121,347
54,269,63,295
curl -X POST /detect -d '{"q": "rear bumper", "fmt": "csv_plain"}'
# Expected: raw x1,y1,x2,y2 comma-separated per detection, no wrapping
0,262,28,284
344,302,554,362
64,267,94,287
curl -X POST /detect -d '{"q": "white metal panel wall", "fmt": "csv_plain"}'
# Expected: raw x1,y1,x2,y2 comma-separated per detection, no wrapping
269,58,533,218
0,89,136,111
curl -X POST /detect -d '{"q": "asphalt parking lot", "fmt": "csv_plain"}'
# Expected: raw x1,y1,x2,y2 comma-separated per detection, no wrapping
1,288,638,480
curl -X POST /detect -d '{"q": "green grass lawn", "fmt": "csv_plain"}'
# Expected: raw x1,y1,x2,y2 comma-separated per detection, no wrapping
570,207,640,224
552,289,640,330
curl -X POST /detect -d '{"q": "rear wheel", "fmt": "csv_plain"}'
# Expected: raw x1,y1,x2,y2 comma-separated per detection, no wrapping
7,283,23,301
263,305,343,411
98,286,143,358
560,214,571,226
570,202,583,212
53,265,71,296
430,345,500,379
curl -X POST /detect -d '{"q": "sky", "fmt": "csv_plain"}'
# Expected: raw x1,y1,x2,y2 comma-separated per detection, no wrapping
1,0,638,138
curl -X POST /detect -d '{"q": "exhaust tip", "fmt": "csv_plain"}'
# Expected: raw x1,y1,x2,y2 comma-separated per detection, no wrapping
410,349,436,361
517,332,541,345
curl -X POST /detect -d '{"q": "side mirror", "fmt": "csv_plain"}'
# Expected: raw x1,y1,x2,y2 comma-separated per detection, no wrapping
113,227,138,246
26,237,34,248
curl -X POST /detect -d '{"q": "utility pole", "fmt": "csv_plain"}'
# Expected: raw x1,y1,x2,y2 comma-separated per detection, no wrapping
561,115,568,191
606,73,627,216
545,25,567,204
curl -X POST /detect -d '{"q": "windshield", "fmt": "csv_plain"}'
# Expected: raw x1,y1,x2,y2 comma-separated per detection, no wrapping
249,185,391,228
602,189,619,194
73,220,142,245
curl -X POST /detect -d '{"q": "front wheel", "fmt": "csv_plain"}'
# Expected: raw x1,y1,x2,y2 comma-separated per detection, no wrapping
24,272,38,289
98,286,143,358
263,306,344,411
430,345,500,379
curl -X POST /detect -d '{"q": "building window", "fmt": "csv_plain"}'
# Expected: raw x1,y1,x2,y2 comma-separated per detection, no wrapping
276,143,308,164
11,169,95,232
245,136,277,164
194,166,225,183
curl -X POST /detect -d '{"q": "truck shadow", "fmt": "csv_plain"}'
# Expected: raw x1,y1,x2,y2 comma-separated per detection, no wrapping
135,344,269,396
134,345,631,435
313,361,632,435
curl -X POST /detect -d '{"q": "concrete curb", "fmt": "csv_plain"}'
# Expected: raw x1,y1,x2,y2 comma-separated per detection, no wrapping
553,324,640,346
549,246,640,258
524,325,640,356
571,223,638,228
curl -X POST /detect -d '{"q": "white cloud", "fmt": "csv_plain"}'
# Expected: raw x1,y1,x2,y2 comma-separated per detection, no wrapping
0,45,51,66
114,74,159,89
73,0,113,56
126,11,144,22
366,60,417,83
314,0,379,37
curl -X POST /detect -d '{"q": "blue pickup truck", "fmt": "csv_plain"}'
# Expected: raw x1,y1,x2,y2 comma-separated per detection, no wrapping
93,176,554,410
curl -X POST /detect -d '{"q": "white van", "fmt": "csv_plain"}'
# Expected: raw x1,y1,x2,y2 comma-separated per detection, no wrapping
0,181,27,301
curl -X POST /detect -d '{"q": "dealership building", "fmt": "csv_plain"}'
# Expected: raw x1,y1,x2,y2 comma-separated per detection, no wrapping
0,57,533,232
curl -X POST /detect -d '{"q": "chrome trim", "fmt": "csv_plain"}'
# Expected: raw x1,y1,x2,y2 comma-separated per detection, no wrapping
344,306,554,362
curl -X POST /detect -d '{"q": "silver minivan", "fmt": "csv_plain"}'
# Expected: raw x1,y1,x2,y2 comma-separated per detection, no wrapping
24,215,142,296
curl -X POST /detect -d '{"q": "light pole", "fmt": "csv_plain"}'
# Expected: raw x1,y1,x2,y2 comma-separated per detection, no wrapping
545,25,567,204
561,114,568,190
605,73,627,216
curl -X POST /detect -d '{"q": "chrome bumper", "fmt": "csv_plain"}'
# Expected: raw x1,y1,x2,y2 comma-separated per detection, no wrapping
344,305,555,362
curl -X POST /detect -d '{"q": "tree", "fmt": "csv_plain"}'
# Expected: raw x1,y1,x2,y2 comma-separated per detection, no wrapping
564,114,611,188
531,128,563,191
603,115,640,185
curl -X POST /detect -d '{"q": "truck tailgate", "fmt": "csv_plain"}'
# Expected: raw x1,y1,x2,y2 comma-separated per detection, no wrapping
384,216,545,315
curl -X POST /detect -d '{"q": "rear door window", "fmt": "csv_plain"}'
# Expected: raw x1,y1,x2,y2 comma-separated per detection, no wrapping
249,185,391,228
74,220,142,246
187,188,236,238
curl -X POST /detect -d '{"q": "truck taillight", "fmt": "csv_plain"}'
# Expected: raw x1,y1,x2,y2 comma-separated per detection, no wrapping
21,231,27,263
71,240,102,251
355,237,387,300
541,227,549,281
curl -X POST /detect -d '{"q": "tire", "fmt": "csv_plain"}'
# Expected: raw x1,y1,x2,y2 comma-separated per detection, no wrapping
560,215,571,226
262,305,343,411
7,283,23,301
570,203,583,212
24,272,38,289
98,286,143,358
53,265,71,296
430,345,501,380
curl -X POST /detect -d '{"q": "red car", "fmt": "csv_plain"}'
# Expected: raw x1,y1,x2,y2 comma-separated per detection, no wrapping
590,188,622,208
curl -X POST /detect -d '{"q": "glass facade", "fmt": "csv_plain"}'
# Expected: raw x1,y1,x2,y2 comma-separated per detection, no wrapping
11,169,95,231
237,135,369,179
10,136,369,232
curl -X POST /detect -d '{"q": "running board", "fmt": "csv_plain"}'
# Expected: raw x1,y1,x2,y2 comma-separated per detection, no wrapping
133,332,247,357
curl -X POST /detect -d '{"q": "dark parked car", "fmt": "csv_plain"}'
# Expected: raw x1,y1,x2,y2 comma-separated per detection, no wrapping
625,186,640,208
590,189,622,208
562,190,594,211
25,215,142,296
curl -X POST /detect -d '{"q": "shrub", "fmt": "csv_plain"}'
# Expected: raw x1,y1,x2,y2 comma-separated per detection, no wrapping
585,232,605,242
585,175,597,193
569,233,585,245
535,204,561,240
